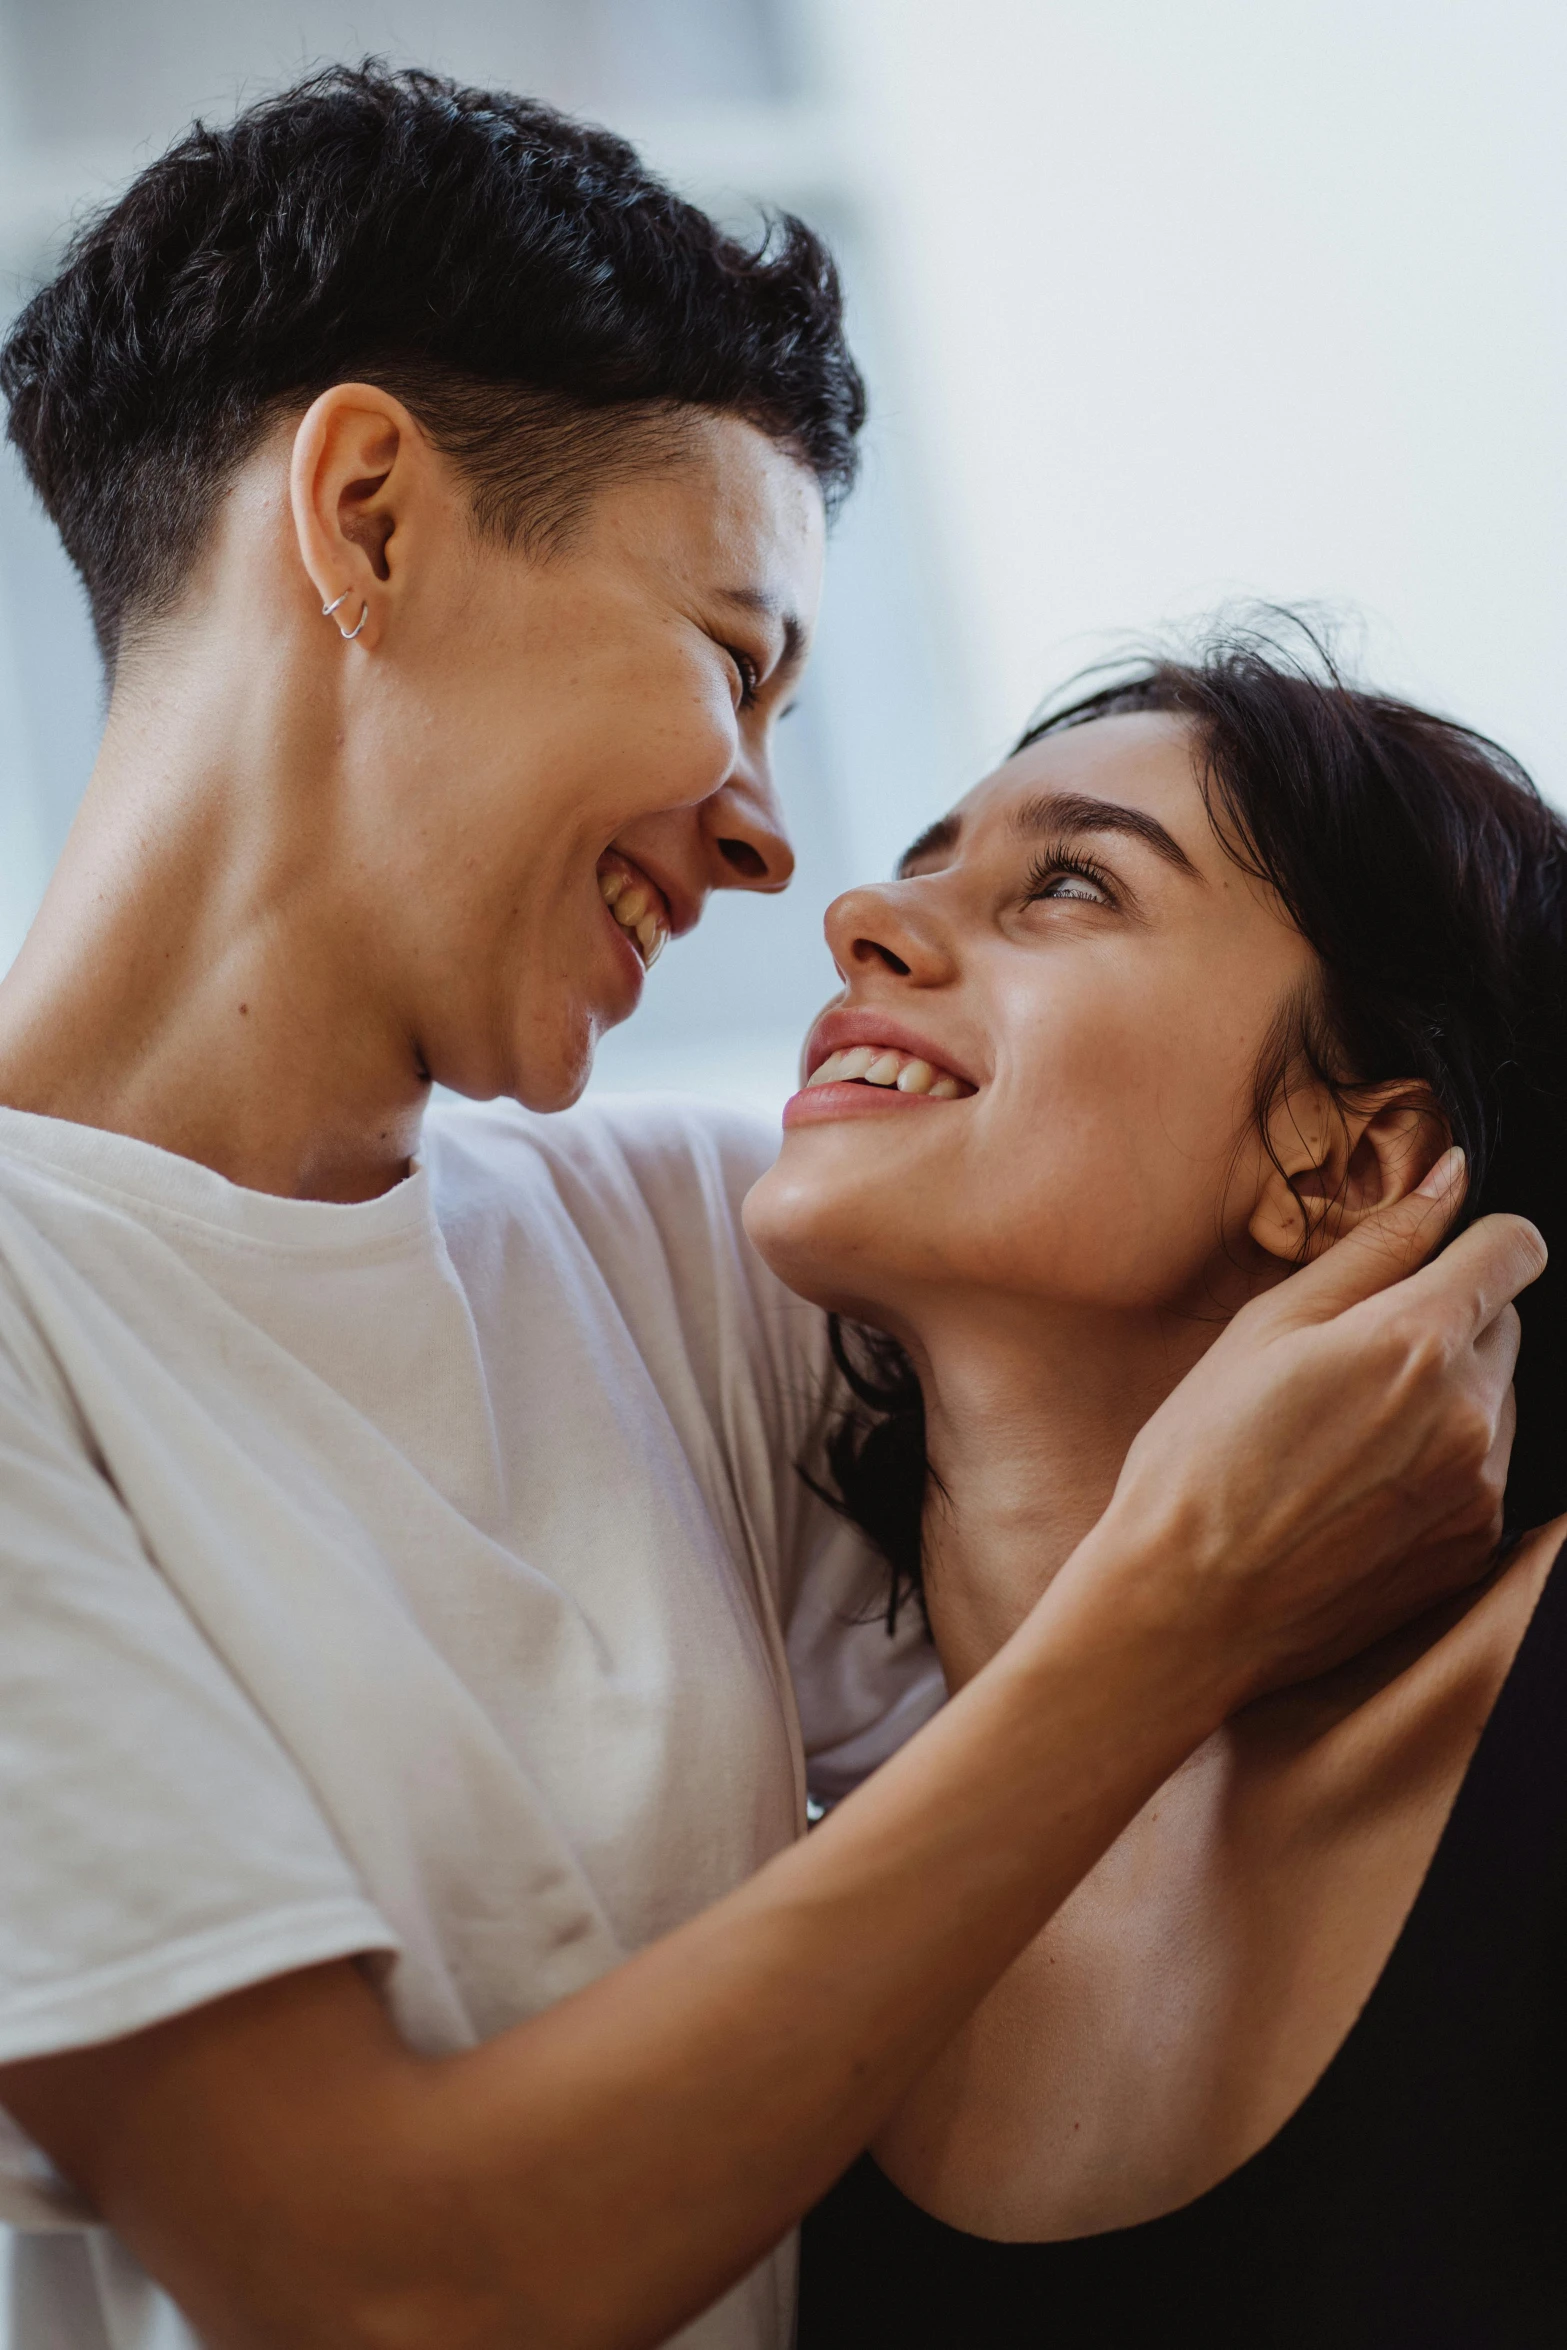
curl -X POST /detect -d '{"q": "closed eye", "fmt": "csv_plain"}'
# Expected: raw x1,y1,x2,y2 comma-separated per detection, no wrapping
726,646,763,710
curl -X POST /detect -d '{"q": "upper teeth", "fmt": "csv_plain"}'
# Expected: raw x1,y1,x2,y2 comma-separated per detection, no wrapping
599,864,669,968
805,1045,965,1098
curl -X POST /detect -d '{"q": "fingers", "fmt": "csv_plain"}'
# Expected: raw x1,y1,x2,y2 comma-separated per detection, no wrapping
1386,1214,1548,1346
1472,1298,1523,1398
1477,1377,1518,1526
1266,1148,1469,1326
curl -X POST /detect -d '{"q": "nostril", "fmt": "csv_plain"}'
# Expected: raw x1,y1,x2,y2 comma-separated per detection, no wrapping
854,938,911,976
717,838,769,880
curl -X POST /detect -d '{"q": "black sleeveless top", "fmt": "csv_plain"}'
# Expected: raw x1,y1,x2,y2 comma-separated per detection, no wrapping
799,1544,1567,2348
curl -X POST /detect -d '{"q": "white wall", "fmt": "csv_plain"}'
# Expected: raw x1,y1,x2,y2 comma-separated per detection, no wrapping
813,0,1567,796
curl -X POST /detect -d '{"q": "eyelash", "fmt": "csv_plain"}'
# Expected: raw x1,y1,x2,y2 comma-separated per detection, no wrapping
1023,842,1117,908
727,647,762,709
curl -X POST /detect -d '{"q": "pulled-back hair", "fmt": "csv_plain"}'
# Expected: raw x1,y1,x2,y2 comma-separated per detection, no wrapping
821,621,1567,1629
0,61,865,664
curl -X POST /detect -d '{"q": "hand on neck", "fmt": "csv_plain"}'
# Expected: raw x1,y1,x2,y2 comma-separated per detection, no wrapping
912,1295,1224,1688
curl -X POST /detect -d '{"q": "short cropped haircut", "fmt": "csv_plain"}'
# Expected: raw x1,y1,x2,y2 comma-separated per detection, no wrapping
0,62,866,664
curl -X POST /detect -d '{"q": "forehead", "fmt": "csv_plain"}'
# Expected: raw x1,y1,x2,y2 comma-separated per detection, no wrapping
964,711,1200,837
902,710,1208,874
613,413,826,593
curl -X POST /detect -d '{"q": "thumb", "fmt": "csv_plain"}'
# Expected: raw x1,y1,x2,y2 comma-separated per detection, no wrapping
1264,1145,1469,1328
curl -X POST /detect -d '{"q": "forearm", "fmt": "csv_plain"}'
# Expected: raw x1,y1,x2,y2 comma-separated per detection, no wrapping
19,1190,1536,2349
342,1203,1535,2344
170,1525,1216,2350
439,1544,1209,2340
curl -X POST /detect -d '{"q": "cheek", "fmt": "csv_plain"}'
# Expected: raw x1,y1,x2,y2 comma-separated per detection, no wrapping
399,605,739,863
961,968,1264,1302
618,674,736,818
745,960,1281,1319
570,622,739,822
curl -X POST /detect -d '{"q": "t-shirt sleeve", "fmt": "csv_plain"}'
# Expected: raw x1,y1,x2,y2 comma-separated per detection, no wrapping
548,1095,946,1802
0,1300,394,2118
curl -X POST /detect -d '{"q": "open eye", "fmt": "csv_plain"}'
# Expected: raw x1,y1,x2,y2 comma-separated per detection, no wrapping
1023,845,1117,908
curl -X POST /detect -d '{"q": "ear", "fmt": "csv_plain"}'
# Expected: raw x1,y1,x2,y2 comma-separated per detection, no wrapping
1248,1075,1451,1264
288,384,430,653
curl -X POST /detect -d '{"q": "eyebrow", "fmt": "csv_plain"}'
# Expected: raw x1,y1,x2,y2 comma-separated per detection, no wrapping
1013,791,1201,877
897,812,962,875
897,791,1201,881
714,586,808,678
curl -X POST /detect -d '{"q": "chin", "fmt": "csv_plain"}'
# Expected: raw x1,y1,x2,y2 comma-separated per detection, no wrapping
514,1037,596,1114
742,1159,892,1321
430,1005,597,1116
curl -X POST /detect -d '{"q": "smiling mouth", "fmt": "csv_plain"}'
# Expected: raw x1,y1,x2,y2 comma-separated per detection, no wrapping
598,854,670,969
803,1044,970,1098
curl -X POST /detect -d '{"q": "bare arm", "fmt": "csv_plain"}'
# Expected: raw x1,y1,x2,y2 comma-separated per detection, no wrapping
0,1181,1541,2350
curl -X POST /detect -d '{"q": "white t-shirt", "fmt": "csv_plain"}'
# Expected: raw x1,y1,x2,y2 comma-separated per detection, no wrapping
0,1094,941,2350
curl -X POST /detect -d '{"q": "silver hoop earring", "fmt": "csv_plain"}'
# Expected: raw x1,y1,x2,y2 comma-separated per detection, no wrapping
321,590,369,641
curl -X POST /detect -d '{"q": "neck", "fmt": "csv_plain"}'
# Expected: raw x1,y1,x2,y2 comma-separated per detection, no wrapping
0,625,426,1203
913,1296,1220,1687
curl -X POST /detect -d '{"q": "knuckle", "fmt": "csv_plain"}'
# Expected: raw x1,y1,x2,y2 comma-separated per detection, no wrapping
1428,1395,1493,1473
1453,1402,1495,1470
1386,1313,1456,1391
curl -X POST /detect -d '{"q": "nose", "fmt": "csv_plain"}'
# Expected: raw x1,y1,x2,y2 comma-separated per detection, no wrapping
701,760,795,895
824,881,957,986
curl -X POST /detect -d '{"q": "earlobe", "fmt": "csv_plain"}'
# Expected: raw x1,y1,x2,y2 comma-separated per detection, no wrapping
1247,1080,1342,1264
1248,1164,1320,1265
289,383,418,653
321,589,370,642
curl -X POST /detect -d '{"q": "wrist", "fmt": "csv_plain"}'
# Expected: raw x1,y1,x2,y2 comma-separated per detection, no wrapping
1028,1499,1245,1743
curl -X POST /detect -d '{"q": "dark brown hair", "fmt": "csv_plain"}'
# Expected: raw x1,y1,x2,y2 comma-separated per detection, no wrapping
1,62,865,664
819,621,1567,1630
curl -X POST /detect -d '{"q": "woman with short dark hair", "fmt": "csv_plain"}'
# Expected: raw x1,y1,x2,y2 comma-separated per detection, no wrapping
0,70,1534,2350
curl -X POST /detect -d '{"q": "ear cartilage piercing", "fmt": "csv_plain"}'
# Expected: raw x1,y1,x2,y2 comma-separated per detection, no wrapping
321,590,369,641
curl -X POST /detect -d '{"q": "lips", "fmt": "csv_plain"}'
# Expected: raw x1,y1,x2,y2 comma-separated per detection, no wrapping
800,1007,979,1098
782,1013,978,1131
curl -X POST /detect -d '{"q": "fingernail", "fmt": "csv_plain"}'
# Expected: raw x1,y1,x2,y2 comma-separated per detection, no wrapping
1415,1145,1466,1202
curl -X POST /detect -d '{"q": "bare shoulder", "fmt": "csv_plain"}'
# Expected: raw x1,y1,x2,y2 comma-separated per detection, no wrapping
1510,1511,1567,1578
1478,1512,1567,1646
1398,1509,1567,1730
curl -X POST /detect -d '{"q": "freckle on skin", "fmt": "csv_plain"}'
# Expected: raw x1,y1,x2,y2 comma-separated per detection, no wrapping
238,1004,248,1015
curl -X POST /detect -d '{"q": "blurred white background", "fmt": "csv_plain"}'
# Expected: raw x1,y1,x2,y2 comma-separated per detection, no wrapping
0,0,1563,1125
0,0,1562,2322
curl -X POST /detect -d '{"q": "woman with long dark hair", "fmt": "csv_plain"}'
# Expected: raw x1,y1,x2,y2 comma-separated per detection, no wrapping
742,626,1567,2347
